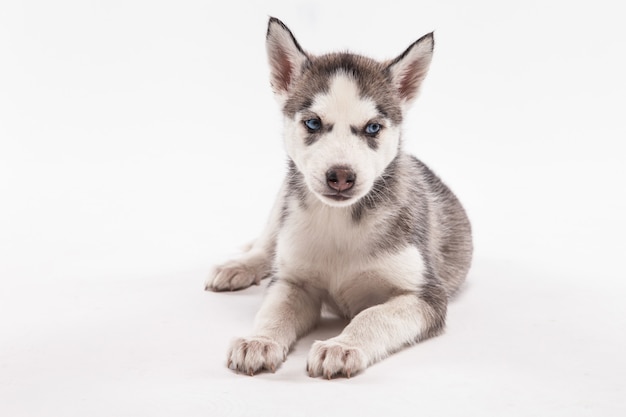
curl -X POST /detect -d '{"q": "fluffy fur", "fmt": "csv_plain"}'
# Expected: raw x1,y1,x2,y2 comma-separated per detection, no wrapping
206,17,472,379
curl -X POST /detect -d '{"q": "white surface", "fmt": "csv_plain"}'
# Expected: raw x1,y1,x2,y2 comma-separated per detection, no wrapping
1,1,625,416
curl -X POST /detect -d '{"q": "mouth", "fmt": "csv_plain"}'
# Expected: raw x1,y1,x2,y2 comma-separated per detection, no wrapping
324,193,352,201
311,177,359,206
320,192,356,204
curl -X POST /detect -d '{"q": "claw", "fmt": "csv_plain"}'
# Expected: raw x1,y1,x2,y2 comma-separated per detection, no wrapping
346,369,351,379
270,364,276,373
248,368,254,376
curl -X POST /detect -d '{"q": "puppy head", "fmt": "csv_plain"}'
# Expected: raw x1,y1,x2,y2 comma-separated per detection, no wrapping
266,17,433,207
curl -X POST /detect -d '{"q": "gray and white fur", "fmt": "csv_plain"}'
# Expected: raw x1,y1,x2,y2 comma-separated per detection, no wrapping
206,17,472,379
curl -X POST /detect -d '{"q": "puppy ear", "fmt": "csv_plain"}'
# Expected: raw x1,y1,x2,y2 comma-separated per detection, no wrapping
266,17,309,99
386,33,434,106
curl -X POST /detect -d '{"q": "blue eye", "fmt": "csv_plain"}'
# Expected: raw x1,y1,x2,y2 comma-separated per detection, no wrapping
365,123,381,135
304,118,322,132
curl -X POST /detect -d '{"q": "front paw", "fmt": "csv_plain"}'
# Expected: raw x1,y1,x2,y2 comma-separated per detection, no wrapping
306,340,367,379
205,256,270,292
227,337,287,376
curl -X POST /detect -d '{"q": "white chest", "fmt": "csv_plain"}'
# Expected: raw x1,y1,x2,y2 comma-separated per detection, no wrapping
276,201,367,278
275,198,425,316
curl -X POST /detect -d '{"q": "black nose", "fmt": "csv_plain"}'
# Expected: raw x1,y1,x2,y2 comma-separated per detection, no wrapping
326,167,356,192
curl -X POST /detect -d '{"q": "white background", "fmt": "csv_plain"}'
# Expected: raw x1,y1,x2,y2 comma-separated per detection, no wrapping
1,0,625,416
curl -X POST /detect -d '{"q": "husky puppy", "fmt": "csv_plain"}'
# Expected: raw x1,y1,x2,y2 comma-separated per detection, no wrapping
206,17,472,379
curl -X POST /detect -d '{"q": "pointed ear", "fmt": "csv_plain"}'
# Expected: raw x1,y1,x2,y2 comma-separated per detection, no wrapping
266,17,309,99
386,32,434,106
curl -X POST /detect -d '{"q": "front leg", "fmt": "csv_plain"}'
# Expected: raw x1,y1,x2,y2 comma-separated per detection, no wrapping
228,280,322,375
307,284,447,379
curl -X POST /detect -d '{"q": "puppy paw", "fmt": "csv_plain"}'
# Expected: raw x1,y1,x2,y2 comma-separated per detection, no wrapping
306,340,367,379
205,255,270,292
227,337,287,375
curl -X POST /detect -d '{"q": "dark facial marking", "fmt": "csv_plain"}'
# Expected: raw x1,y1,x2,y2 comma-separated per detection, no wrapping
283,53,403,125
351,155,400,222
303,119,333,146
349,123,381,150
286,159,309,207
376,104,389,119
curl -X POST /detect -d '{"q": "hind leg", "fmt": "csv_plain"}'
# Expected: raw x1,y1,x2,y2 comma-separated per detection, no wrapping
205,184,285,292
206,250,272,291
